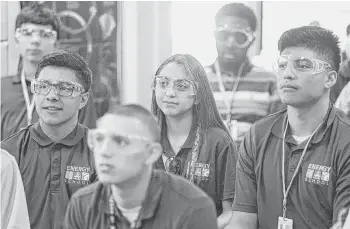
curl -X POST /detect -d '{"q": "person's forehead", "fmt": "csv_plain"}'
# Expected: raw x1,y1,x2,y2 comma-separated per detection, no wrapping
281,47,322,60
38,66,78,83
159,63,188,79
97,114,150,137
19,22,53,31
216,16,251,31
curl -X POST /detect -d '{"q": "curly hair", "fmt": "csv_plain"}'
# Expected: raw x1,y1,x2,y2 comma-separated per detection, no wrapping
278,26,341,72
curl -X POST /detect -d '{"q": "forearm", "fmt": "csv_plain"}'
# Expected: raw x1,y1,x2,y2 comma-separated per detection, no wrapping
217,200,233,229
224,211,258,229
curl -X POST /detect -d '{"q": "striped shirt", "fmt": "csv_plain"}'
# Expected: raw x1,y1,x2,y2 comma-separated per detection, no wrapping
205,60,284,142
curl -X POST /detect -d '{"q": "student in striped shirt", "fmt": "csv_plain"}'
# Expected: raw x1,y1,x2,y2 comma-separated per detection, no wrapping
205,3,284,143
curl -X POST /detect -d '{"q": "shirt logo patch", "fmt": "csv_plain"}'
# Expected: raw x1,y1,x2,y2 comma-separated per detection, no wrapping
65,165,91,185
185,162,210,181
305,164,331,186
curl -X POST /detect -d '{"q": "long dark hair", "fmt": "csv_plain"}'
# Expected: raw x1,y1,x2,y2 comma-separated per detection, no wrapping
151,54,230,136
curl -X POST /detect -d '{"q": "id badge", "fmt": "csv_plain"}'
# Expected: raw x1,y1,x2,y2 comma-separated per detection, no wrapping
278,217,293,229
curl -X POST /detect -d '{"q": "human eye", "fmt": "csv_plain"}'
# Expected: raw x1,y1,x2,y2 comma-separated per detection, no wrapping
21,28,33,36
112,135,129,147
295,59,313,70
174,80,191,91
157,76,170,88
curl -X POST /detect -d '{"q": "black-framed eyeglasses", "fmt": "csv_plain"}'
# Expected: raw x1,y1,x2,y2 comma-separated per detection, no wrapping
165,156,181,175
31,79,85,97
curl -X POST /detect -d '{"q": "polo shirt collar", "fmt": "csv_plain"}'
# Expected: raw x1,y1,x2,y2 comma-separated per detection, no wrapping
30,122,85,147
12,62,23,84
161,117,198,156
271,104,336,144
100,170,163,222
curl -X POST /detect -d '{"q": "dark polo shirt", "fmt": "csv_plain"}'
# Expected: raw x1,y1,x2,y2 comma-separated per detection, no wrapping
1,122,97,229
232,105,350,229
64,170,218,229
154,122,237,216
1,74,97,140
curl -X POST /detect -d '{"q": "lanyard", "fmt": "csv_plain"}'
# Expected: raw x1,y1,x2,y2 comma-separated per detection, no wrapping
281,118,323,219
21,70,35,125
214,61,244,130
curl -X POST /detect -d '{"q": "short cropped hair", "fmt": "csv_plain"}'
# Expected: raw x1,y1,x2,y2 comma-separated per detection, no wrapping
215,3,257,32
35,50,93,92
278,26,341,72
107,104,161,143
16,3,61,39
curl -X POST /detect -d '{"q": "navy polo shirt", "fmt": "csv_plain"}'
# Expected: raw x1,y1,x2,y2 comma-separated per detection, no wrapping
64,170,218,229
1,122,97,229
232,105,350,229
0,73,97,141
154,122,237,216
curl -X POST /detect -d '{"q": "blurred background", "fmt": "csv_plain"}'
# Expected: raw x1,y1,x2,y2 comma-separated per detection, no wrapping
1,1,350,114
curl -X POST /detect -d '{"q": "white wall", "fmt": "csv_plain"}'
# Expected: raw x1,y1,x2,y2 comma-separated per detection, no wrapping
121,1,172,109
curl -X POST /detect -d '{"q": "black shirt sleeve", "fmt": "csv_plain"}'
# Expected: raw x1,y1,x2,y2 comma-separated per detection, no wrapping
63,193,85,229
333,142,350,224
232,125,258,213
217,137,237,201
180,197,218,229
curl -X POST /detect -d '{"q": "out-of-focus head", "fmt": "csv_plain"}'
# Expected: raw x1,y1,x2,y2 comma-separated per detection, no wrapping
90,104,162,185
275,26,340,108
214,3,256,64
15,3,60,63
33,50,91,126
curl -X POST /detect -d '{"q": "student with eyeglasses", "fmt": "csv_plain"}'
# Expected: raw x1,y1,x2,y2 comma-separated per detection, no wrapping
1,3,97,141
204,3,284,144
225,26,350,229
1,50,97,229
151,54,237,229
63,104,218,229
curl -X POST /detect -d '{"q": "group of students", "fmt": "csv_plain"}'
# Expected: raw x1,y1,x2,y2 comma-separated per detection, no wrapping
2,2,350,229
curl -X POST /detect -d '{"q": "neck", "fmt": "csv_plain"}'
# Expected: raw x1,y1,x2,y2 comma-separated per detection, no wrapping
22,59,38,81
111,167,152,209
217,57,247,75
165,110,193,137
287,96,330,137
39,115,78,142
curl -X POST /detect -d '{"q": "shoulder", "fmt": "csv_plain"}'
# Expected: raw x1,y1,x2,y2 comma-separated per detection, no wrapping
0,149,17,172
249,108,286,136
1,75,15,84
333,108,350,137
159,171,213,205
70,182,102,206
1,126,31,151
203,127,231,143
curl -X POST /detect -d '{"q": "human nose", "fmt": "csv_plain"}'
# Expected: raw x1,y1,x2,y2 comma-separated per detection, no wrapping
98,138,115,158
45,85,60,101
165,82,176,97
282,63,297,80
30,32,42,44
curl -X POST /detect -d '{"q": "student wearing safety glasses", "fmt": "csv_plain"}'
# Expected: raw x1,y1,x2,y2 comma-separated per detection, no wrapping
1,3,97,141
205,3,284,143
151,54,237,229
63,104,218,229
225,26,350,229
1,50,97,229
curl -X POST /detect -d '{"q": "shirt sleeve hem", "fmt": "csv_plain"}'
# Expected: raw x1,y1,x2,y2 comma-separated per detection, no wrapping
232,204,257,213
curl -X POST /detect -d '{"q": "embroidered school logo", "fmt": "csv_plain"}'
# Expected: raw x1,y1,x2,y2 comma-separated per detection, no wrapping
65,165,91,185
305,164,331,186
185,162,210,181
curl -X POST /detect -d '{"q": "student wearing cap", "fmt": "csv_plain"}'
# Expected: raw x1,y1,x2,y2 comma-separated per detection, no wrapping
1,4,97,141
1,50,97,229
63,104,218,229
225,26,350,229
